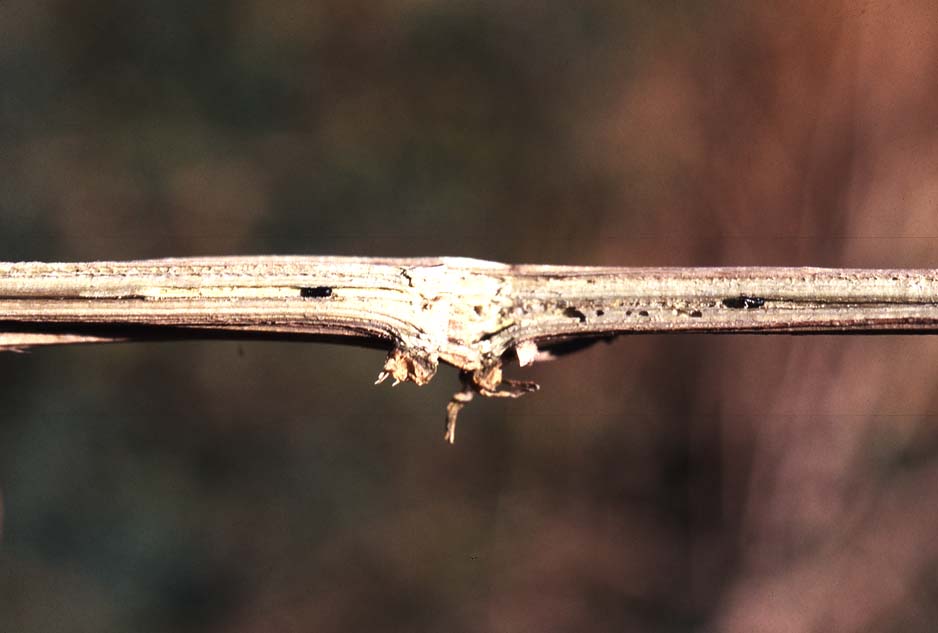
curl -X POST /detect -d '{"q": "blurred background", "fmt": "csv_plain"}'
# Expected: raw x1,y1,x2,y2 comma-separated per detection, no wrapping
2,1,938,631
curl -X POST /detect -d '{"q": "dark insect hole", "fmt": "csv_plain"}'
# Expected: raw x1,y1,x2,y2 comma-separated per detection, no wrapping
722,295,765,309
563,307,588,323
300,286,333,298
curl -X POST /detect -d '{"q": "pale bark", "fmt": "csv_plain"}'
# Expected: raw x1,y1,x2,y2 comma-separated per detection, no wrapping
4,257,938,440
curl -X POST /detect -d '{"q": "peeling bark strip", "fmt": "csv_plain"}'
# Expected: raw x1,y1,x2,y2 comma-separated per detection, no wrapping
3,257,938,440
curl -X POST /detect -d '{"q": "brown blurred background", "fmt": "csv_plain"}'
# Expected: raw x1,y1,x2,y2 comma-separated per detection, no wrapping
2,1,938,631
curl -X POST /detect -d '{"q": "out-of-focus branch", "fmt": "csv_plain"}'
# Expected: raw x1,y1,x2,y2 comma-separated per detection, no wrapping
4,257,938,440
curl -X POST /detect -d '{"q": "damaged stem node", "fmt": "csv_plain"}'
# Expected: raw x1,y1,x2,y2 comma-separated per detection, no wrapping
5,257,938,443
376,347,541,444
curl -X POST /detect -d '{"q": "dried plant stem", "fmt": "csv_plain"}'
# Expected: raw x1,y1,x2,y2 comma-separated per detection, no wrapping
4,257,938,440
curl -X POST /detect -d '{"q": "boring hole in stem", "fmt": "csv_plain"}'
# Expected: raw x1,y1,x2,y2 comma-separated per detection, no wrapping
563,307,588,323
300,287,333,298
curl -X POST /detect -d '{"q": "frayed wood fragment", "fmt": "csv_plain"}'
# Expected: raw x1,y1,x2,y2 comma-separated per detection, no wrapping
515,340,538,367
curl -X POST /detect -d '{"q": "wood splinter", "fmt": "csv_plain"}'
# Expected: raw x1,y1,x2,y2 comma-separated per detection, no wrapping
440,365,540,444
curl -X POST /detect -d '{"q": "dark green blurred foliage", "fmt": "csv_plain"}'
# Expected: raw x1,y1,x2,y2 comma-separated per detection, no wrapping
4,2,938,632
